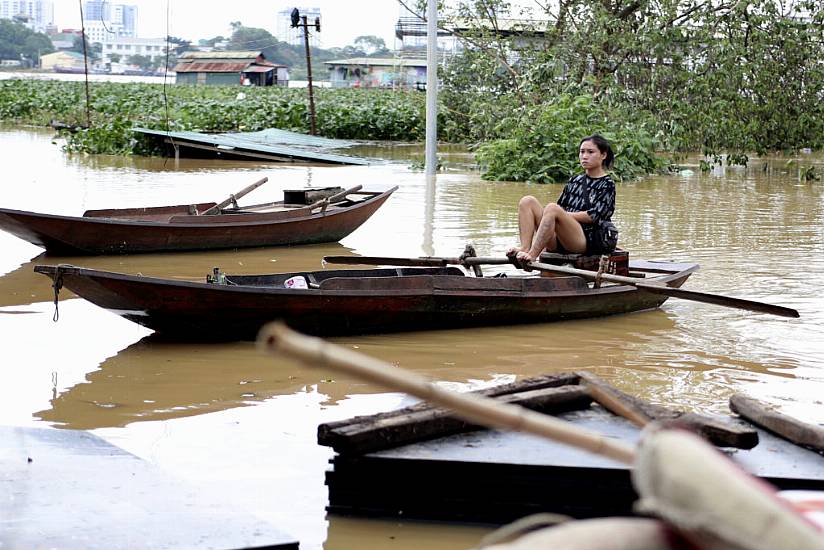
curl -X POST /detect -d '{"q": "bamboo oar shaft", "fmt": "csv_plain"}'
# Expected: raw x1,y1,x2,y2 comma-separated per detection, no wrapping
308,184,364,210
322,255,514,267
258,322,636,465
201,176,268,215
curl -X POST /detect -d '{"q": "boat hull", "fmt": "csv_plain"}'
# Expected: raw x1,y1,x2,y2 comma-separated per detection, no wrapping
34,261,698,340
0,187,395,255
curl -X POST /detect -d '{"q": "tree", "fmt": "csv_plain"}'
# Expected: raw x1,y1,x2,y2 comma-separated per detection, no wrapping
0,19,54,65
440,0,824,156
354,35,389,56
166,35,192,56
199,35,226,48
70,34,101,61
126,54,153,71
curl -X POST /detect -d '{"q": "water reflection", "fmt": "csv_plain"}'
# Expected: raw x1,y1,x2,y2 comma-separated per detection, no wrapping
36,339,310,429
0,243,353,307
35,304,808,431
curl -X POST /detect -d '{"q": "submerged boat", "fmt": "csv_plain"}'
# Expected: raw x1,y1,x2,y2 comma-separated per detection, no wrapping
0,182,396,255
33,257,698,340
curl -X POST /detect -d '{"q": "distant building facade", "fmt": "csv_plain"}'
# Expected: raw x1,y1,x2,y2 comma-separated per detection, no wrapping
325,57,427,89
40,50,85,70
49,30,82,50
276,6,321,48
0,0,54,32
83,0,137,41
174,51,288,86
99,36,166,65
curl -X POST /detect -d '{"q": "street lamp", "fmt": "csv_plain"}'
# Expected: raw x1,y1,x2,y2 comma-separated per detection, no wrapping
291,8,321,135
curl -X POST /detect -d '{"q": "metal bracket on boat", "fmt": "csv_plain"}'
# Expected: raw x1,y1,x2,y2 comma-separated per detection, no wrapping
206,267,227,285
51,266,64,322
460,244,483,277
594,255,609,288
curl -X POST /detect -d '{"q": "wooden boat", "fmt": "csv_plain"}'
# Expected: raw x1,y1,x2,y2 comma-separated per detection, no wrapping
0,181,396,255
33,258,698,340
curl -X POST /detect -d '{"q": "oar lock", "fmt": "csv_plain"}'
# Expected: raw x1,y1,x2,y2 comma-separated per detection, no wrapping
207,267,227,285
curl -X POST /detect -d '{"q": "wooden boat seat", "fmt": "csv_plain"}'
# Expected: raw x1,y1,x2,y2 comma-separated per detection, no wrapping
83,202,217,221
539,249,630,277
318,275,589,292
168,207,312,224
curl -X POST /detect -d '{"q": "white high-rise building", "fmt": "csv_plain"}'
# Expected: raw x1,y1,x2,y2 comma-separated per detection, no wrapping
82,1,137,41
277,6,321,48
0,0,54,33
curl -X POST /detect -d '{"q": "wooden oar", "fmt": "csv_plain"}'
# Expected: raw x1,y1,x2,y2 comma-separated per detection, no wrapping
525,260,800,318
199,176,268,215
307,184,363,212
322,254,800,318
258,321,635,464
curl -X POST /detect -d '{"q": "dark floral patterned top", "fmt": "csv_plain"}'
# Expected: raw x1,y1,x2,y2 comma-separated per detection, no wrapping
557,174,616,231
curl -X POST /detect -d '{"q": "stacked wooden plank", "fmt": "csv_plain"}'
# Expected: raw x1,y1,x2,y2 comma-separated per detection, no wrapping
320,374,824,524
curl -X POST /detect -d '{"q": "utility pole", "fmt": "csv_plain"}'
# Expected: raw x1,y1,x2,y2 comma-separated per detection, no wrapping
424,0,438,176
78,0,91,127
291,9,320,135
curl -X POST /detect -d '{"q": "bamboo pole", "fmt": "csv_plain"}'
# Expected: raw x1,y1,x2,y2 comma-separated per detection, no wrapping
258,321,635,465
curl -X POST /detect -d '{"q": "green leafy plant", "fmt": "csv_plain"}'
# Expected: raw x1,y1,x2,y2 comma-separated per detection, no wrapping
474,95,666,182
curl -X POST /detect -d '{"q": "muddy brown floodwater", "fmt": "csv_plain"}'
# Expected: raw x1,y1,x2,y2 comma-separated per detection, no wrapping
1,125,822,549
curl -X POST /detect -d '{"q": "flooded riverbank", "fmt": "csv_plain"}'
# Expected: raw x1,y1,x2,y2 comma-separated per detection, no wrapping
1,125,822,548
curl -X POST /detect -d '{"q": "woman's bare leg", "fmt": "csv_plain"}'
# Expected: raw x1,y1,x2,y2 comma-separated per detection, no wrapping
507,196,544,255
518,204,586,261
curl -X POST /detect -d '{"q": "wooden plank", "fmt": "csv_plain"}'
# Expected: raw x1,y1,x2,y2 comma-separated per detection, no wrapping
320,373,580,432
319,373,581,453
730,393,824,453
319,385,592,455
578,372,758,449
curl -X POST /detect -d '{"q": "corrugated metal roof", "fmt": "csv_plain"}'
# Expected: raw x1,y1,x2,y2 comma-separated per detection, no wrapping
178,50,263,60
132,127,373,165
324,57,428,68
174,61,250,73
243,65,275,73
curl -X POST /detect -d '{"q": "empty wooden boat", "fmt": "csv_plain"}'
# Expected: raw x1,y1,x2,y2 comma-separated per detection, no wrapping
0,181,396,255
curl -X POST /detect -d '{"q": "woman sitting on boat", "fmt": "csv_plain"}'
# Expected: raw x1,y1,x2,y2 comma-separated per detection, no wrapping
508,134,618,262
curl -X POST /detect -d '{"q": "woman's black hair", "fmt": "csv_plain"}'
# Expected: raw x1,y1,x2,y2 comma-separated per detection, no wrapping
580,134,614,169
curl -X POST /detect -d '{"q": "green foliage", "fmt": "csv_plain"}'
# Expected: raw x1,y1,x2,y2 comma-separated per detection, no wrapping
0,19,55,65
0,79,426,153
441,0,824,161
799,166,820,182
70,35,101,61
475,95,666,183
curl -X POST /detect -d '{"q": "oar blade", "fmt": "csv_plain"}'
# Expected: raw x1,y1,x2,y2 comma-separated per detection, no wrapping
635,282,800,318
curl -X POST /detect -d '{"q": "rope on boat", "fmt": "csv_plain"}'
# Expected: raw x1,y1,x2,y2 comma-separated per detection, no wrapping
51,267,64,322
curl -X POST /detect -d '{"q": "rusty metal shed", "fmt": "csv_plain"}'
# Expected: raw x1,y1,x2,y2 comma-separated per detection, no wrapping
174,50,288,86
